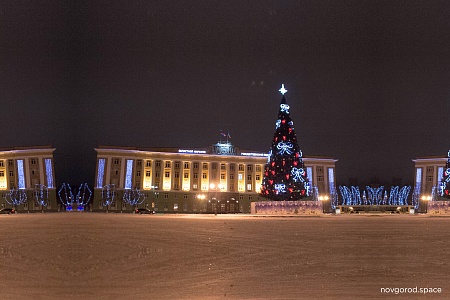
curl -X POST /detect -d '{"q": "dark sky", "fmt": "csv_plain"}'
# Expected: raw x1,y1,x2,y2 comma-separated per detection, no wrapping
2,0,450,187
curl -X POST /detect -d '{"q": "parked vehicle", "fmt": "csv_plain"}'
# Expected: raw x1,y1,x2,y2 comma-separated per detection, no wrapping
135,208,154,214
0,208,16,214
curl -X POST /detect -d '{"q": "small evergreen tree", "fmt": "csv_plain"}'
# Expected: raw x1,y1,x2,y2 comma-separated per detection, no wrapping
261,84,310,200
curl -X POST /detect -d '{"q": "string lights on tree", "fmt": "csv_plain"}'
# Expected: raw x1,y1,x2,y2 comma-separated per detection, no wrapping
440,150,450,198
261,84,310,200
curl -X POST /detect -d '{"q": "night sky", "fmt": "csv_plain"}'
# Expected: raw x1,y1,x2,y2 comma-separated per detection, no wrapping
2,1,450,187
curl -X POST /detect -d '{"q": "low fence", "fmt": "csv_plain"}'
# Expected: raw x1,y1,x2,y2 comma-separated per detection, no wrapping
251,200,322,215
428,200,450,215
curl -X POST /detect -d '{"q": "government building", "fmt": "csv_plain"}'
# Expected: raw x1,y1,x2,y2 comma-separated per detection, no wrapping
93,142,337,213
0,146,57,212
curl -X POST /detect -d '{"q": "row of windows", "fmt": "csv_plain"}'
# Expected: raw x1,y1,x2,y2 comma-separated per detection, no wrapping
0,171,14,177
145,171,260,181
113,158,262,172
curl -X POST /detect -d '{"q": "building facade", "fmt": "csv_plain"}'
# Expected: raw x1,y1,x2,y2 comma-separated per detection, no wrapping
93,143,337,213
0,146,57,212
412,154,449,212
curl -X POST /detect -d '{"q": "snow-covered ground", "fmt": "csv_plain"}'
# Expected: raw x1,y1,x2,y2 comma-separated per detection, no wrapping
0,213,449,299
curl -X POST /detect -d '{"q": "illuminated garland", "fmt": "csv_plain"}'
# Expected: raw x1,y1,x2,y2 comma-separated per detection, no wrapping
4,188,27,206
34,184,49,207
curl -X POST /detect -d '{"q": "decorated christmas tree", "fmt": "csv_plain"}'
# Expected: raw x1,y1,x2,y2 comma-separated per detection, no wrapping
440,150,450,198
261,84,310,201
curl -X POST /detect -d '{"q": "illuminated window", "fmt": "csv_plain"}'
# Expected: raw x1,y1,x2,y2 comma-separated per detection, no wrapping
165,171,170,178
146,161,151,167
202,173,207,179
220,164,226,170
0,171,4,177
184,172,189,179
239,164,244,171
203,163,208,170
174,203,178,211
247,184,252,191
146,171,151,177
184,162,189,169
220,174,225,180
0,161,3,167
238,174,243,181
193,184,198,189
165,161,171,168
256,165,261,172
256,174,260,181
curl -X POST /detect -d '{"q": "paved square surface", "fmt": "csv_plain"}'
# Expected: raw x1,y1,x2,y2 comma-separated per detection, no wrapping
0,213,448,299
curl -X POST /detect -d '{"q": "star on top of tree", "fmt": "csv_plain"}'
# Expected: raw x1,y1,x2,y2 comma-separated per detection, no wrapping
278,84,288,95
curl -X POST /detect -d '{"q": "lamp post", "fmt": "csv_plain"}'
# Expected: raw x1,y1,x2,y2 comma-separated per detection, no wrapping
319,195,329,213
151,185,158,212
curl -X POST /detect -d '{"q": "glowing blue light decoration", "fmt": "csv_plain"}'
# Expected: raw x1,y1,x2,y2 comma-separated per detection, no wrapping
34,184,49,207
123,187,145,207
307,167,313,186
275,119,281,129
58,183,74,206
4,188,27,207
125,159,133,189
96,159,105,188
351,186,362,205
44,159,54,188
267,150,272,163
279,84,288,95
415,168,422,195
328,168,335,196
388,186,399,205
274,184,286,194
76,183,92,207
339,186,353,205
280,104,290,114
17,160,25,190
276,142,293,155
101,184,116,206
366,186,383,205
291,167,305,182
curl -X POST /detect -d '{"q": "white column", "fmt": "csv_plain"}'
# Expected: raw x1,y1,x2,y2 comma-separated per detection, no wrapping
38,157,45,186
